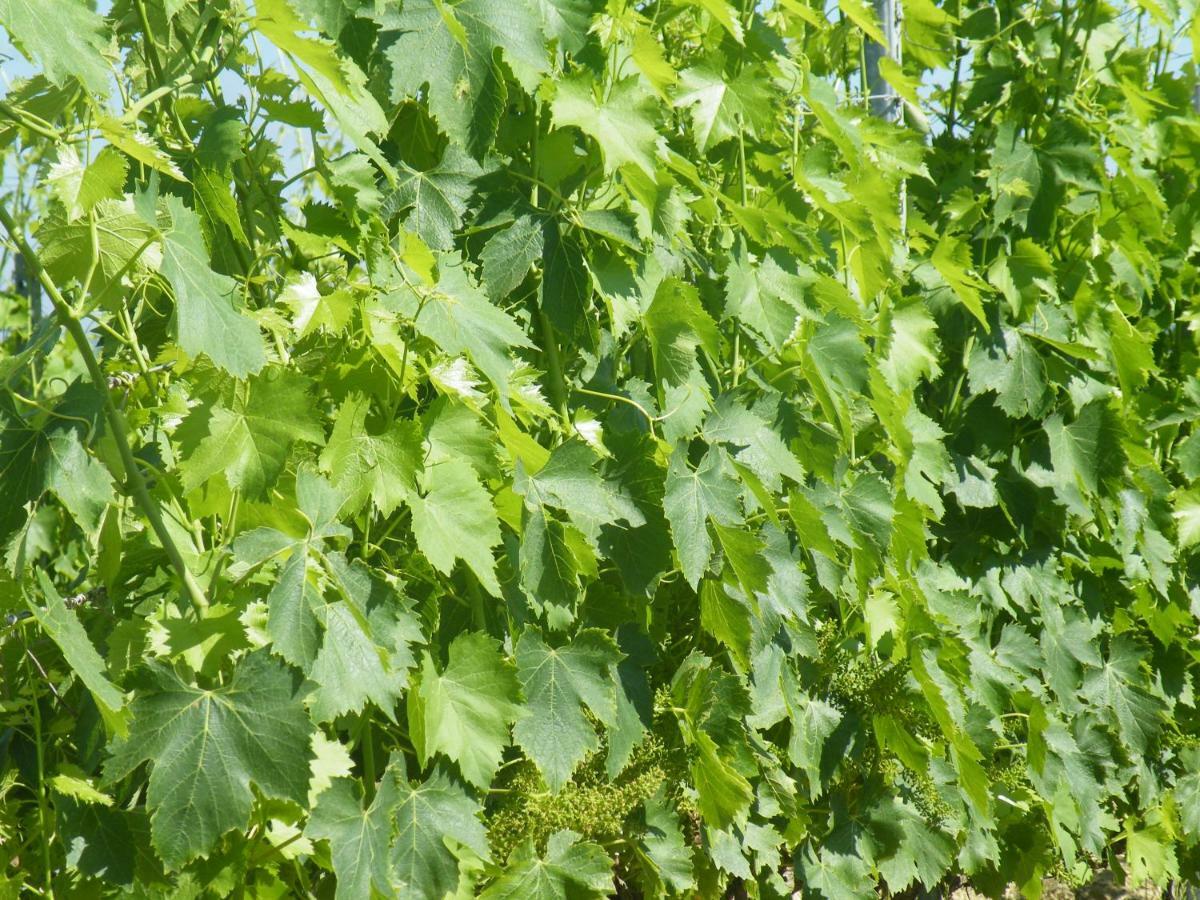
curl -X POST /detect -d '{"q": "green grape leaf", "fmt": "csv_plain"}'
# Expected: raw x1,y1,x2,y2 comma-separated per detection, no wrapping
160,196,266,377
307,773,400,900
838,0,885,42
988,121,1042,230
47,146,128,221
482,830,612,899
98,116,186,181
1175,749,1200,840
0,0,111,96
880,299,941,393
787,692,842,800
0,392,113,539
379,0,548,157
389,764,490,900
806,313,869,398
518,507,588,621
266,545,326,668
232,471,351,669
308,599,419,722
388,261,534,396
1081,637,1165,754
27,571,127,734
552,74,660,176
531,0,593,53
408,632,522,788
181,367,324,499
636,790,696,893
193,166,250,247
255,0,367,99
196,105,247,170
841,471,894,553
703,395,804,493
663,446,742,587
540,216,591,332
37,199,157,304
1125,827,1179,885
104,652,313,869
56,797,144,887
902,407,952,516
386,148,483,251
930,234,989,330
319,393,422,516
681,0,744,42
967,328,1049,419
867,797,954,892
799,843,875,900
722,240,810,353
284,0,362,38
690,732,753,829
1044,400,1124,497
256,0,391,173
410,456,503,596
514,439,644,533
644,277,720,386
481,213,544,300
677,59,772,152
512,628,622,790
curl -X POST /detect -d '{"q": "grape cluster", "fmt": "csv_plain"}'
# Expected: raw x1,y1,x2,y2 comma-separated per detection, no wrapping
828,655,904,714
814,623,904,714
486,735,676,861
993,759,1028,793
815,626,941,745
876,756,952,823
1163,730,1199,752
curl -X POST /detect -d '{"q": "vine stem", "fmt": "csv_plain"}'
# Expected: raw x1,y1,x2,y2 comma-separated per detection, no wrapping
529,102,569,426
24,644,55,899
360,716,377,802
1047,0,1074,120
0,203,208,616
0,100,61,141
572,385,656,437
538,310,568,424
946,38,963,135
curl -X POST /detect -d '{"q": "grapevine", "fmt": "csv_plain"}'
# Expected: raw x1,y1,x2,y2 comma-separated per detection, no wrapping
0,0,1199,897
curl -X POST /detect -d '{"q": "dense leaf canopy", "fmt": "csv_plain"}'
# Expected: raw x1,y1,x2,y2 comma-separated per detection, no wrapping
1,0,1199,896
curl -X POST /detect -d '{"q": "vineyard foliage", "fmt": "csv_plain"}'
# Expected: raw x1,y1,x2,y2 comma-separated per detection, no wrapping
1,0,1200,896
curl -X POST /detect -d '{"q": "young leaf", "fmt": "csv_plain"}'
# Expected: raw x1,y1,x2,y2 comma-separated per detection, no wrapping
408,632,522,788
410,457,503,596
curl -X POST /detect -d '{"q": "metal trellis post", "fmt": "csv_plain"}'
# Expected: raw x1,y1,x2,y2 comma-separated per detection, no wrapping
866,0,906,232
